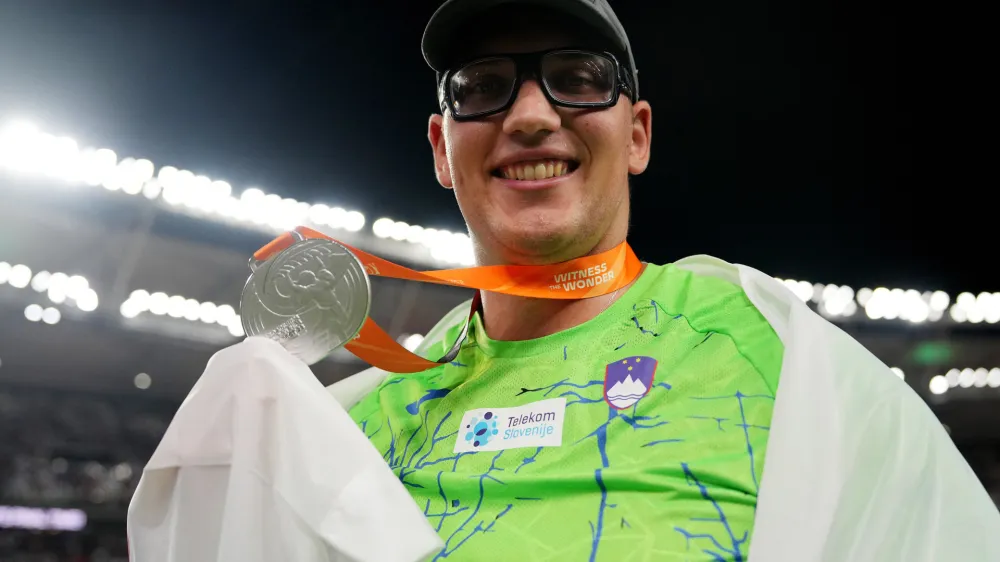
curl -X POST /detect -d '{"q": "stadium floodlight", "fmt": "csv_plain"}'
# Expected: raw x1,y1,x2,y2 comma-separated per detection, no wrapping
25,305,61,325
858,287,937,323
989,368,1000,388
372,217,474,265
0,505,87,532
0,119,369,243
7,264,31,289
939,367,1000,391
928,375,949,395
372,217,395,238
134,372,152,390
121,289,244,337
0,262,99,312
24,304,43,322
947,292,1000,324
775,276,956,325
41,307,61,325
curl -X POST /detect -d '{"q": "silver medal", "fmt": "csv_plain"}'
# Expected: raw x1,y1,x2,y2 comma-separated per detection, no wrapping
240,235,371,365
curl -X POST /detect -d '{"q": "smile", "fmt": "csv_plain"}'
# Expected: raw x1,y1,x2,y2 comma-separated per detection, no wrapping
493,159,579,181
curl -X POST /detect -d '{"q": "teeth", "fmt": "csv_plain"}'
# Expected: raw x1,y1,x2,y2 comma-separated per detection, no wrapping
499,160,573,181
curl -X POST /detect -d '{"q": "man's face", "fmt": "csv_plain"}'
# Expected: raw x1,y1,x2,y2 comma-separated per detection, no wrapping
427,22,652,265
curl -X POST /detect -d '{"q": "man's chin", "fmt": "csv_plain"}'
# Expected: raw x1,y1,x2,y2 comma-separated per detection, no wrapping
493,223,594,265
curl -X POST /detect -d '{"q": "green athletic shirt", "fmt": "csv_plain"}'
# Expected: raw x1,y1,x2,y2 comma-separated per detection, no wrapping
348,263,783,561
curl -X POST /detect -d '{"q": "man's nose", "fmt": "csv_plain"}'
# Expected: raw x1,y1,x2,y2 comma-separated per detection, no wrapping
502,79,561,138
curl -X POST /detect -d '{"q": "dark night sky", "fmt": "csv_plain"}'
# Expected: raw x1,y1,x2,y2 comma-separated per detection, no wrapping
0,1,987,293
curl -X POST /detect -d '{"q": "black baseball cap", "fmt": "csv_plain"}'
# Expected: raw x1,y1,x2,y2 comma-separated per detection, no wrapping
421,0,640,99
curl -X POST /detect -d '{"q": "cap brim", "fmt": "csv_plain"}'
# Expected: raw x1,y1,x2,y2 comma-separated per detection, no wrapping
421,0,627,71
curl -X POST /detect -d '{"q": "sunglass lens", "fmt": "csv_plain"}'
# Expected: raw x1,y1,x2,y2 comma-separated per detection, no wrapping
448,58,517,117
542,51,616,104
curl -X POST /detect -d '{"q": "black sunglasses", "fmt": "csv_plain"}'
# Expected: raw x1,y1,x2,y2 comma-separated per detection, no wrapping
438,48,636,121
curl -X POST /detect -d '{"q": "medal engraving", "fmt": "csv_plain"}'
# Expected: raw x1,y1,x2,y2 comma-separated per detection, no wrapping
240,238,371,365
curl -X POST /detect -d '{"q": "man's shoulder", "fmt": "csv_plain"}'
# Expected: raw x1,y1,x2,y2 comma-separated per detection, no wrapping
640,261,773,329
639,261,784,392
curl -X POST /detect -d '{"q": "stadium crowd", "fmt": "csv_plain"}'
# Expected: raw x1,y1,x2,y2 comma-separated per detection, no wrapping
0,387,175,561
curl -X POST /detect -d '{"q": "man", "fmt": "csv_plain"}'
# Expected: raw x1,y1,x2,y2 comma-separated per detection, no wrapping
334,1,1000,561
347,2,780,560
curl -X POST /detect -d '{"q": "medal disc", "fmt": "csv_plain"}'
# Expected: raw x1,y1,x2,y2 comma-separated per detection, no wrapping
240,237,371,365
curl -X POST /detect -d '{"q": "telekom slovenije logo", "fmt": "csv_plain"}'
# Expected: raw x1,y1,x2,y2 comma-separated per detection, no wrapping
464,411,499,447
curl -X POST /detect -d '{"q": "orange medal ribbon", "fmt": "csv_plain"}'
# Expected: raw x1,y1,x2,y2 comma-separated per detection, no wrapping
252,226,642,373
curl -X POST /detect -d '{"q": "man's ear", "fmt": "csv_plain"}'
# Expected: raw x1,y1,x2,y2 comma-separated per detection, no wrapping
428,113,454,189
627,100,652,174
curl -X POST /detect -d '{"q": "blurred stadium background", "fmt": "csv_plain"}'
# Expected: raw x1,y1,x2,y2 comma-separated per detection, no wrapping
0,0,997,558
0,118,998,560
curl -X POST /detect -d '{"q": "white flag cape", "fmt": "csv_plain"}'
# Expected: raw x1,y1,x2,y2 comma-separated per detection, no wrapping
128,255,999,562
